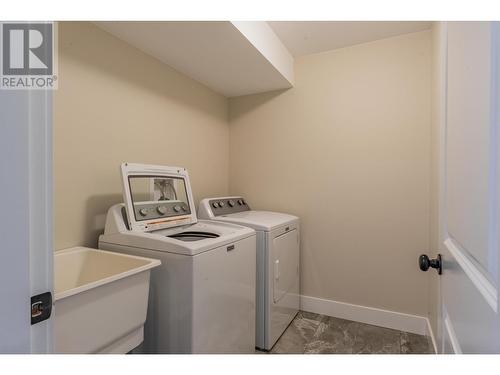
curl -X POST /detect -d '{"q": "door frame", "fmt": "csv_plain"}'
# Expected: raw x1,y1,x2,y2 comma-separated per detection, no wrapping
28,86,54,354
0,83,53,353
433,20,448,354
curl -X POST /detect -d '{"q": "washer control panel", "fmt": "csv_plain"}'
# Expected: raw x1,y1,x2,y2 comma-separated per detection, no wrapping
209,197,250,216
134,201,190,221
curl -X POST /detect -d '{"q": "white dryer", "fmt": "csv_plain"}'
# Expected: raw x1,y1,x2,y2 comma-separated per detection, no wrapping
198,197,300,351
99,164,256,353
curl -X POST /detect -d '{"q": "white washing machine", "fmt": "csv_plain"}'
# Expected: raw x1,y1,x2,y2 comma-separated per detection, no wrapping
99,164,256,353
198,197,300,351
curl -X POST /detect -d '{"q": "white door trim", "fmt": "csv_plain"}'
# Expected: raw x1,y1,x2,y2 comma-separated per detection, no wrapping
432,20,449,354
425,318,438,354
443,310,462,354
28,87,54,353
444,237,498,313
0,77,53,353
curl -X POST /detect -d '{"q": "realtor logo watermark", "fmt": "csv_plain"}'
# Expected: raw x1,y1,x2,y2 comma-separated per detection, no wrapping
1,22,57,89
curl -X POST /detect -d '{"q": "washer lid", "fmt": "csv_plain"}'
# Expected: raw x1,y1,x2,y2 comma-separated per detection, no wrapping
213,211,299,231
100,211,256,256
121,163,197,232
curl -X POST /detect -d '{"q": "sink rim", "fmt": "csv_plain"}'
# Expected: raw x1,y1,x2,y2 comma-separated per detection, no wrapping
54,246,161,301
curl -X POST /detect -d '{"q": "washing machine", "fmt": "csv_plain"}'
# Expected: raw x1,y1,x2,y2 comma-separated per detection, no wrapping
99,164,256,353
198,197,300,351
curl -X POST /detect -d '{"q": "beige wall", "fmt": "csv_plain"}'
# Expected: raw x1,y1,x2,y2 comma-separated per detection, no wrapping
229,31,432,315
54,22,229,250
54,23,433,318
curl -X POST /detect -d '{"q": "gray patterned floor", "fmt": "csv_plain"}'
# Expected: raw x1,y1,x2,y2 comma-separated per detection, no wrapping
268,311,435,354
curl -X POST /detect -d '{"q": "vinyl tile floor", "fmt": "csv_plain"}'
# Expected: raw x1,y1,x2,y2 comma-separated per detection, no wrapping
266,311,435,354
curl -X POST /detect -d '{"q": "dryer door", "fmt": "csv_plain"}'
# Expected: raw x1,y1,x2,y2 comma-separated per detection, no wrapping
272,228,299,303
269,226,300,348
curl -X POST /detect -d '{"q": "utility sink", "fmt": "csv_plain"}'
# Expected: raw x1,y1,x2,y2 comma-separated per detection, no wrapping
54,246,161,354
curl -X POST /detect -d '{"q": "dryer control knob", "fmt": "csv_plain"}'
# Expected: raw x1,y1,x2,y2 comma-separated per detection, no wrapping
228,200,235,207
219,201,225,207
237,199,243,205
173,205,181,213
139,208,148,216
212,202,219,208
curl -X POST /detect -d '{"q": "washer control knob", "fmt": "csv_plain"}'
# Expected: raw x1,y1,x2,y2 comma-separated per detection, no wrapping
241,199,246,205
139,208,148,216
173,205,181,213
228,200,235,207
237,199,243,205
181,205,188,212
212,202,219,208
157,206,167,215
219,201,225,207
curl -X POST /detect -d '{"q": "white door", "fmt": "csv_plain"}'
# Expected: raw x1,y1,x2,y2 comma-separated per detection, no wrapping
0,88,53,353
437,21,500,353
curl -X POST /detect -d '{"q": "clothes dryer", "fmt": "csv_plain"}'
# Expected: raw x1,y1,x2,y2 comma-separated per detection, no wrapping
198,197,299,350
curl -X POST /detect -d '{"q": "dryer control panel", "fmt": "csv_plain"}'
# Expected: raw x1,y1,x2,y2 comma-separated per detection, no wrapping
203,197,250,217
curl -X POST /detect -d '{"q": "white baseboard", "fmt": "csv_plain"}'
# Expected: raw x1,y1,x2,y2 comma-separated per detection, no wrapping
300,295,429,337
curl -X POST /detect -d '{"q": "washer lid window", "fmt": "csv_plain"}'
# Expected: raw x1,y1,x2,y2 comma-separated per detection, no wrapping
121,163,197,232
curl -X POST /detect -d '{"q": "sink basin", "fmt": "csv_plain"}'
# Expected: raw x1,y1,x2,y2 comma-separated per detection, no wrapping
54,246,161,353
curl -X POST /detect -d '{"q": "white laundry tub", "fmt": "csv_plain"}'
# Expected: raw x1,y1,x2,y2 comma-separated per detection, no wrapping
54,246,160,354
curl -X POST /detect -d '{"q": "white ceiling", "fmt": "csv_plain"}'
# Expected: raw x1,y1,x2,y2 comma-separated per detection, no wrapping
96,21,433,98
96,21,293,97
268,21,432,57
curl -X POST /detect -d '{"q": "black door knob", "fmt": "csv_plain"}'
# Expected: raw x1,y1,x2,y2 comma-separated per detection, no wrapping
419,254,442,275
